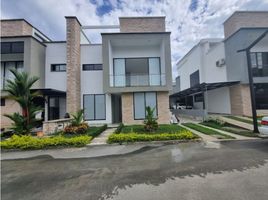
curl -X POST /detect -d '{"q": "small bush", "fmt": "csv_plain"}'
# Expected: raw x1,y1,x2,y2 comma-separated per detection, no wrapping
107,131,198,144
87,124,107,137
121,124,186,134
64,123,89,134
114,123,124,134
143,106,158,132
0,134,92,150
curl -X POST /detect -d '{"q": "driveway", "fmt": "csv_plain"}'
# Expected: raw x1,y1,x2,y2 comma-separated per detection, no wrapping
1,139,268,200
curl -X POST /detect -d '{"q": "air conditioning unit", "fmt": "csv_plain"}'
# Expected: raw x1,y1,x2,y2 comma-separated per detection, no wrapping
216,58,225,67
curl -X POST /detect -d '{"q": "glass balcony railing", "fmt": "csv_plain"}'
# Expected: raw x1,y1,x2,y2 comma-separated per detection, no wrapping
110,74,166,87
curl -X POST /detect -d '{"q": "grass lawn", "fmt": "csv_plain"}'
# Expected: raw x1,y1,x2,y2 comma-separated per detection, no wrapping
182,123,235,139
200,120,259,137
108,124,198,143
225,116,261,126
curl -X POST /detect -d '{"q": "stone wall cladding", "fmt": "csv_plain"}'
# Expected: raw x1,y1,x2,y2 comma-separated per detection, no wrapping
1,99,21,129
230,84,252,116
119,17,165,32
1,20,32,37
224,11,268,38
121,92,170,125
66,17,81,113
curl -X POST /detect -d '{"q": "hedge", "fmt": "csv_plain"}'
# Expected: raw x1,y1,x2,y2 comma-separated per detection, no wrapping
107,130,198,144
0,135,92,150
114,123,124,134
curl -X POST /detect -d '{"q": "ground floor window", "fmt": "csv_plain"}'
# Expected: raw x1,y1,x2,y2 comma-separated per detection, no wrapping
84,94,106,120
1,98,5,106
133,92,157,120
254,83,268,109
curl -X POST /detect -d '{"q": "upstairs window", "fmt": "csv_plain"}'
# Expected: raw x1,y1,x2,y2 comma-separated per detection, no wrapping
1,42,24,54
250,52,268,77
190,70,200,87
83,64,103,71
51,64,66,72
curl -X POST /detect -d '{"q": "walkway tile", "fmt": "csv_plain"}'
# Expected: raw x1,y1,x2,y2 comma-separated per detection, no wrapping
88,127,117,145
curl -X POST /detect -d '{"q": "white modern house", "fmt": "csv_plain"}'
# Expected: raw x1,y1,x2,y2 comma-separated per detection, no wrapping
171,11,268,118
1,16,172,130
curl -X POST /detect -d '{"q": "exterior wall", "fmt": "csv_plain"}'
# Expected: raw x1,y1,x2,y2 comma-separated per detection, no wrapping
121,92,170,125
80,44,112,124
66,17,81,113
1,20,33,37
224,28,268,84
1,99,21,128
102,33,172,93
119,17,165,32
230,84,252,116
206,87,231,114
45,43,67,91
1,37,46,89
224,11,268,38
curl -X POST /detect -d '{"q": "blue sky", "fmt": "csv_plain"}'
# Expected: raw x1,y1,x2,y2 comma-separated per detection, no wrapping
2,0,268,77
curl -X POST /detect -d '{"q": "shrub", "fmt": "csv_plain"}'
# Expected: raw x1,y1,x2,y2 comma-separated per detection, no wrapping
87,124,107,137
107,131,198,144
114,123,124,134
70,109,84,126
64,122,89,135
121,124,186,134
0,134,92,150
143,106,158,132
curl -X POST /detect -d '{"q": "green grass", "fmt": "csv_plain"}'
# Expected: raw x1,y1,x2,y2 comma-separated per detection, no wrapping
0,134,92,150
182,123,234,139
201,120,258,137
225,116,260,126
120,124,187,134
86,124,107,137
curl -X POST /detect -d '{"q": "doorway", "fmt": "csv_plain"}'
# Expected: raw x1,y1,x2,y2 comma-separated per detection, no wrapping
111,94,122,123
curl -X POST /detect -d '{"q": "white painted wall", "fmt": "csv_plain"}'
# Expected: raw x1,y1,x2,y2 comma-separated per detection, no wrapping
80,44,112,124
45,43,66,91
112,45,161,58
206,87,231,114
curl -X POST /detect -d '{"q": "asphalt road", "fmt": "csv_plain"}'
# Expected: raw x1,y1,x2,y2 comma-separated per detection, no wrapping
1,139,268,200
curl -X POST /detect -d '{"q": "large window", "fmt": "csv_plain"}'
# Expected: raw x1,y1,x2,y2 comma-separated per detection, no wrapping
83,64,102,71
134,92,157,120
1,42,24,54
84,94,106,120
113,57,161,87
254,83,268,109
51,64,66,72
1,61,23,89
190,70,200,87
250,52,268,77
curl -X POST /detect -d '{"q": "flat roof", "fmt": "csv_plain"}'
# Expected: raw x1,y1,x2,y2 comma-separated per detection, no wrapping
223,11,268,24
119,16,165,19
101,32,171,35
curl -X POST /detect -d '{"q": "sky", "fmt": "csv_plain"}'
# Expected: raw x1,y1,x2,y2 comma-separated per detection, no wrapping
1,0,268,77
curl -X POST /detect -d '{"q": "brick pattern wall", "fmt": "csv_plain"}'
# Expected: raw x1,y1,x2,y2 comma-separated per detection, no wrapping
66,17,81,113
224,12,268,38
1,20,32,37
1,99,21,129
230,84,252,116
121,92,170,125
119,17,165,32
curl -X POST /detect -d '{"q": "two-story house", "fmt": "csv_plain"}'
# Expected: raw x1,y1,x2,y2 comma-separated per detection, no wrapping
171,11,268,118
1,16,172,129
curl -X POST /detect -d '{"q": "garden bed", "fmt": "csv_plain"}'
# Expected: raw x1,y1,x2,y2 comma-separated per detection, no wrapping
200,120,259,137
182,123,235,139
108,124,198,144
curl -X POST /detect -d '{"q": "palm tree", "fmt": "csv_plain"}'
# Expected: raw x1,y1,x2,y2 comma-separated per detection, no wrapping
3,69,42,134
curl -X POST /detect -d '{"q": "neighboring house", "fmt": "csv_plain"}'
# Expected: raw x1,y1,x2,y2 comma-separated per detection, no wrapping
1,16,172,129
171,11,268,117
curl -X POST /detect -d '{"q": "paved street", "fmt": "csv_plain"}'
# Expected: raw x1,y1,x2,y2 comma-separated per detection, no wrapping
1,139,268,200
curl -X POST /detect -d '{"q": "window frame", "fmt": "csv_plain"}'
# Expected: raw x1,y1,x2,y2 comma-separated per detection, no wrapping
250,52,268,77
51,64,66,72
1,61,24,88
1,42,24,54
133,92,158,120
83,94,106,121
82,64,103,71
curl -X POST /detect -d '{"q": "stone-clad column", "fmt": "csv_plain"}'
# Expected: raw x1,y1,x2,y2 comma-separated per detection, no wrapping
65,16,81,113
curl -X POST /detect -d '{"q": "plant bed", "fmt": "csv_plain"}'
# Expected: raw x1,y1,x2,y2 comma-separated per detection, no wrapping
0,134,92,150
200,120,259,137
108,124,198,144
182,123,235,139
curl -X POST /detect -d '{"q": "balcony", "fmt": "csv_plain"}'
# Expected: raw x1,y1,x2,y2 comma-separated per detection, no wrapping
110,73,166,87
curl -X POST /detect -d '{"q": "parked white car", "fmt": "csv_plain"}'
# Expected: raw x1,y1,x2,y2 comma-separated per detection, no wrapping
259,116,268,135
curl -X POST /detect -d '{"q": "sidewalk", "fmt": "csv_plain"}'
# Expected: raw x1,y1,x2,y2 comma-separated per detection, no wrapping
88,127,117,145
219,116,253,131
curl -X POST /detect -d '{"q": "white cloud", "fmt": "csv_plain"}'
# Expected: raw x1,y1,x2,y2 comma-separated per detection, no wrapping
2,0,268,78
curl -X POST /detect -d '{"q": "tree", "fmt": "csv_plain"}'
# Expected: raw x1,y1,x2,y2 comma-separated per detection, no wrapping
3,69,42,134
143,106,158,132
